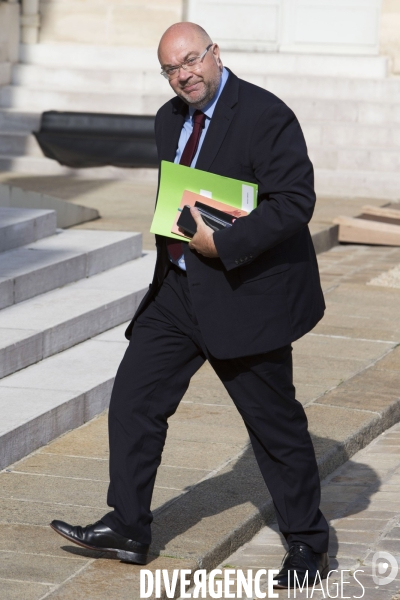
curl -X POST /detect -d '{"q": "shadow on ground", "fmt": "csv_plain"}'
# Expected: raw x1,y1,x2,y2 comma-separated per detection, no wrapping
53,438,381,569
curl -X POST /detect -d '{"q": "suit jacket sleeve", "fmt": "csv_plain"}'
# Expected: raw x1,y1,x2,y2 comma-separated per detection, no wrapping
213,102,316,271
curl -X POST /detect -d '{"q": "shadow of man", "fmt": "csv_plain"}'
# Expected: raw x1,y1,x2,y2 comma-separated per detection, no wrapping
149,437,380,568
59,434,380,571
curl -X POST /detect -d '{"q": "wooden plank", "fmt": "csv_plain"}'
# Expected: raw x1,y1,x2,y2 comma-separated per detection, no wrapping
333,216,400,246
358,214,400,226
362,205,400,220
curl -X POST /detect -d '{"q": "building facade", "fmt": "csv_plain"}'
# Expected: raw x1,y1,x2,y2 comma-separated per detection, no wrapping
0,0,399,199
1,1,400,72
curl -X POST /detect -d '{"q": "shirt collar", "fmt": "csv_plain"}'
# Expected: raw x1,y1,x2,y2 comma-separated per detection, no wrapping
188,67,229,121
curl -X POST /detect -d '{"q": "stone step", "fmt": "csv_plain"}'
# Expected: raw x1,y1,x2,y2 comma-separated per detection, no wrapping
301,121,400,150
0,181,100,229
11,63,166,95
288,97,400,126
0,85,169,115
0,322,128,470
258,73,400,103
0,131,43,156
0,62,11,86
0,251,156,380
0,206,56,252
315,168,400,200
0,229,141,310
0,109,41,133
308,145,400,173
2,84,400,128
19,43,389,78
0,153,159,181
11,63,400,102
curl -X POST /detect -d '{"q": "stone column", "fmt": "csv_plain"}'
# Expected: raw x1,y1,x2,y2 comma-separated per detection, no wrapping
182,0,189,21
380,0,400,74
0,0,19,85
0,0,20,63
21,0,40,44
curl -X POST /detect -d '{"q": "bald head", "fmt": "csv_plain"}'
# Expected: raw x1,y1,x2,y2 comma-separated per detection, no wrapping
158,23,212,62
158,22,223,110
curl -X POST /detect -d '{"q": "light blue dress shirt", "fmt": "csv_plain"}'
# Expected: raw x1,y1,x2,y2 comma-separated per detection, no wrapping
172,67,230,270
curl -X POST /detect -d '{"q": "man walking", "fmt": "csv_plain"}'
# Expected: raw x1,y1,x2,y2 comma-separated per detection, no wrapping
51,22,329,588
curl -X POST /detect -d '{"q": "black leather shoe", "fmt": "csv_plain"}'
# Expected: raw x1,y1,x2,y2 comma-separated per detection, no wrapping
274,543,329,589
50,519,149,564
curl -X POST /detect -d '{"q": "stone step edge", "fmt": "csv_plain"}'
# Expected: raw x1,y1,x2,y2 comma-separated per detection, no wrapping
156,401,400,599
0,181,99,229
0,229,143,310
0,206,57,252
17,44,388,76
2,85,400,111
4,80,400,102
149,388,400,600
0,226,336,472
0,335,125,471
0,157,160,182
0,253,156,380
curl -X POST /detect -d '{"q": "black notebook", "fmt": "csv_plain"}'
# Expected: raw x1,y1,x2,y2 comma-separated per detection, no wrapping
177,201,234,238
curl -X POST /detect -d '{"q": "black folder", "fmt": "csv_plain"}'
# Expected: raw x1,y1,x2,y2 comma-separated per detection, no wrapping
177,201,234,238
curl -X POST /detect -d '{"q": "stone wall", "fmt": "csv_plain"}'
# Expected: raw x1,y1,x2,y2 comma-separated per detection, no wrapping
38,0,184,46
0,1,19,85
380,0,400,73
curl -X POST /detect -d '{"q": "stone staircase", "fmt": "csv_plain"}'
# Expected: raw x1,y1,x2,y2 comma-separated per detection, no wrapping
0,43,399,199
0,206,156,470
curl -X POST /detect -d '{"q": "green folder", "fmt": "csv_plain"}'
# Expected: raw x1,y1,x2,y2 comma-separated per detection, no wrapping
150,161,258,240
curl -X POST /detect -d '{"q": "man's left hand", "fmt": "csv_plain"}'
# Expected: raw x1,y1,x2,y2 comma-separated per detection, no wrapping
188,207,219,258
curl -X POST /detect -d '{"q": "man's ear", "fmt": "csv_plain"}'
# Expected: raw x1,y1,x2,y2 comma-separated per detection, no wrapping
212,43,223,68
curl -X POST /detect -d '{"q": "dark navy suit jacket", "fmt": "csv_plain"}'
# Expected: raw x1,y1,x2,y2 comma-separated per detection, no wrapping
125,69,325,359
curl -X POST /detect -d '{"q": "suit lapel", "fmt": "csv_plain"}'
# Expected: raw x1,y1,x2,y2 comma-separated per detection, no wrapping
157,70,239,169
195,70,239,172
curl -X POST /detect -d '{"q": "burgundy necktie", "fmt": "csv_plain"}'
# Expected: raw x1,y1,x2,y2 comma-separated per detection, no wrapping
167,110,206,261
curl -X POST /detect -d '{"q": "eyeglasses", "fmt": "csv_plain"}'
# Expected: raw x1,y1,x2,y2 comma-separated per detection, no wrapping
161,44,213,80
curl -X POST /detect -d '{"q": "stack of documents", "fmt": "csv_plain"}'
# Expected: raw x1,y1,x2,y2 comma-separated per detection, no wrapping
150,161,258,241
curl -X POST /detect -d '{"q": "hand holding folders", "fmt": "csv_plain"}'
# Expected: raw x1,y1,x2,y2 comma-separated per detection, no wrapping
177,201,238,237
172,190,249,240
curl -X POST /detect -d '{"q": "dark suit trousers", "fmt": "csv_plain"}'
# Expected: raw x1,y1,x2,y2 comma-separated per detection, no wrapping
102,265,329,553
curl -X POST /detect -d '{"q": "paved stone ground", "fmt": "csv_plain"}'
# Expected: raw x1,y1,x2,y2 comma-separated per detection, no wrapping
1,242,400,598
194,421,400,600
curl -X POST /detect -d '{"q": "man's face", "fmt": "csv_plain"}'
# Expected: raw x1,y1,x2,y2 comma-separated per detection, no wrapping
159,34,222,109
